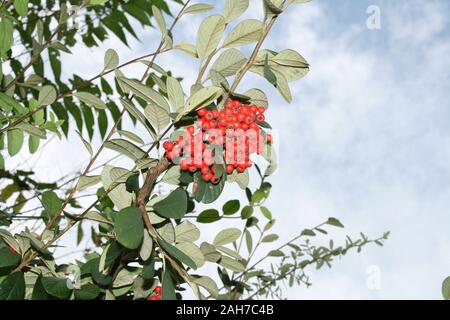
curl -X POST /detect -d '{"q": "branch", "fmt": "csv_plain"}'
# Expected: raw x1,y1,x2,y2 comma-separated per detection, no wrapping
13,0,191,272
228,16,278,95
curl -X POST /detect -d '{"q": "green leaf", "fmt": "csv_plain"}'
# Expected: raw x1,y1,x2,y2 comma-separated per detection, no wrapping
118,77,169,111
104,138,147,161
85,211,113,225
7,129,24,157
260,206,272,219
153,188,187,219
224,0,249,23
139,231,153,261
90,0,108,5
301,229,316,236
175,41,198,58
14,0,29,17
113,269,134,288
184,3,214,15
174,221,200,243
178,86,222,120
158,222,175,244
264,0,284,15
38,85,57,106
223,19,263,48
41,191,62,217
213,228,241,246
32,276,50,300
193,276,219,298
117,130,144,145
175,242,205,268
222,200,240,215
75,92,106,110
77,131,93,157
158,236,197,270
161,166,181,185
74,283,100,300
121,98,157,138
152,5,166,34
200,242,222,262
219,256,245,272
114,206,144,250
196,15,226,60
76,175,101,191
245,229,253,254
244,88,268,109
0,246,21,271
0,92,17,113
268,249,284,257
442,276,450,300
104,48,119,70
162,267,176,300
16,122,46,139
166,77,185,112
227,169,249,189
0,272,25,300
197,209,220,223
210,48,246,77
0,19,13,57
241,205,253,219
326,217,344,228
41,277,72,299
261,234,279,243
144,104,170,134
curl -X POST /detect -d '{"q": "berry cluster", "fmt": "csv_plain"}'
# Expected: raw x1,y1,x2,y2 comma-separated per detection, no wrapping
163,100,272,183
148,285,162,300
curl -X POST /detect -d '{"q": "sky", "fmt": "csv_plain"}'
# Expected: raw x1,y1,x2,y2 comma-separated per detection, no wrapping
6,0,450,300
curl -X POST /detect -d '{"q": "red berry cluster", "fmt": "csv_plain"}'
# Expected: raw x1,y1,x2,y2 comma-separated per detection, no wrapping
148,285,162,300
163,100,272,183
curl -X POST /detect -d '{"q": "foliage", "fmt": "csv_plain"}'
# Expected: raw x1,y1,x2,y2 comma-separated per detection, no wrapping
0,0,388,300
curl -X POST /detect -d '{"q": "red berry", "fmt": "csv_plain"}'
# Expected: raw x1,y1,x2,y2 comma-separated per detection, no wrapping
251,105,259,113
236,166,246,173
162,141,174,151
204,111,214,121
266,134,273,143
155,286,162,294
257,107,266,114
202,172,213,181
244,116,253,124
256,114,265,123
226,164,234,173
241,105,250,114
231,100,241,108
201,166,210,175
197,108,207,117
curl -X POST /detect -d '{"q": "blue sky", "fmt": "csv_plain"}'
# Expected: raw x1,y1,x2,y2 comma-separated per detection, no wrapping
8,0,450,299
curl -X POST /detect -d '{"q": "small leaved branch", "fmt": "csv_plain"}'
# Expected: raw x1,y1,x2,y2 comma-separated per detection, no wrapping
12,0,191,273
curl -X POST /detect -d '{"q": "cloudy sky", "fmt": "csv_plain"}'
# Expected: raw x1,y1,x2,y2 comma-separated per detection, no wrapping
7,0,450,299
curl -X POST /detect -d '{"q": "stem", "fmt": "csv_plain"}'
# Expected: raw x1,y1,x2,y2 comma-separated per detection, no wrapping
228,16,278,95
244,235,386,300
